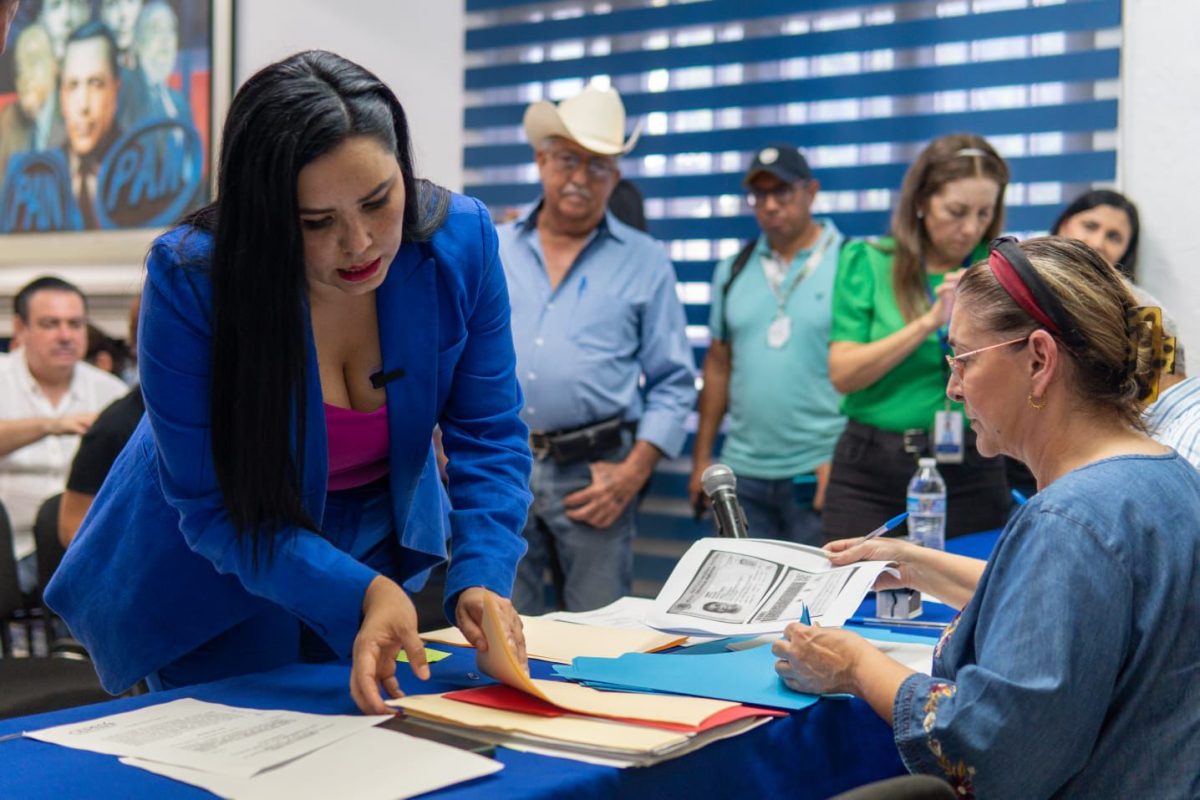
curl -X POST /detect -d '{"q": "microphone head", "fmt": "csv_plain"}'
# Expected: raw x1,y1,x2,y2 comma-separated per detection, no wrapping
701,463,737,497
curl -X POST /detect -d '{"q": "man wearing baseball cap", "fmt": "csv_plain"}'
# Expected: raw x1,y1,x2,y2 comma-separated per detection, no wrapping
498,85,696,614
689,143,846,545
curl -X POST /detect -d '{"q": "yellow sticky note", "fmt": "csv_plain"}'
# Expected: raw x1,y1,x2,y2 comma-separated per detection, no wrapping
396,647,452,664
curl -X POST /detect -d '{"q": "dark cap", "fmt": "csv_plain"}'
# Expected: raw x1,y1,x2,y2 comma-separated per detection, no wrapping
744,144,813,186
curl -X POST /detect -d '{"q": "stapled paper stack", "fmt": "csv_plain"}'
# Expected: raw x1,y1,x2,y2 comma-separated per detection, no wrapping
391,595,785,767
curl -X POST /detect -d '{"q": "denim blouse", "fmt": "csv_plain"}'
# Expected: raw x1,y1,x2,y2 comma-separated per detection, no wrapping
893,453,1200,799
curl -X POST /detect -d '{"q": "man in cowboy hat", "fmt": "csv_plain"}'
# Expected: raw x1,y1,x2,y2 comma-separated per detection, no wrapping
499,84,696,614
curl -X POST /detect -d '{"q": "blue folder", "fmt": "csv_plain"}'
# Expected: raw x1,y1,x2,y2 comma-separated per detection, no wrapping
553,642,820,711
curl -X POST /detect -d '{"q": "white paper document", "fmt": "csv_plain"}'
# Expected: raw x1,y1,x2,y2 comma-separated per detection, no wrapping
542,596,722,647
121,727,502,800
647,537,895,635
25,698,390,778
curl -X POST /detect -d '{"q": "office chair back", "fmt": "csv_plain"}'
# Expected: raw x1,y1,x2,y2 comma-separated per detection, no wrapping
33,493,67,601
828,775,957,800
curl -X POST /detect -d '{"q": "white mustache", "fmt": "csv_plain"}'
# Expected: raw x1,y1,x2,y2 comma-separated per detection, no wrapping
561,185,592,201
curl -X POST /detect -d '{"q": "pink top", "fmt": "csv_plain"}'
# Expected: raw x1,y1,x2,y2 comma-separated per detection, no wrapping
324,402,390,491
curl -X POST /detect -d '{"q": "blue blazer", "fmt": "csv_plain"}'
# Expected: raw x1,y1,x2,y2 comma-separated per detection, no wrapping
46,193,533,694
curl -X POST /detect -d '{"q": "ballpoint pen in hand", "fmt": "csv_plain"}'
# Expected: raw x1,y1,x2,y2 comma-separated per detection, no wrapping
859,512,909,543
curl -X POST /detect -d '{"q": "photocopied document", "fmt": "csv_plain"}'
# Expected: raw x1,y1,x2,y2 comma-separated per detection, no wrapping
25,698,390,778
647,537,895,635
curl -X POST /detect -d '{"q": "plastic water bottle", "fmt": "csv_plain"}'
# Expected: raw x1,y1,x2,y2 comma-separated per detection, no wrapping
906,458,946,550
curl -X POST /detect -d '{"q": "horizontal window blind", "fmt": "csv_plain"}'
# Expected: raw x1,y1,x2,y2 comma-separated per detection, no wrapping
464,0,1121,400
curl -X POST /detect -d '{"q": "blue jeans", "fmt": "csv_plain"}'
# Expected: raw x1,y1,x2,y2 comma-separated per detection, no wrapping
737,475,824,547
512,435,634,615
148,482,400,691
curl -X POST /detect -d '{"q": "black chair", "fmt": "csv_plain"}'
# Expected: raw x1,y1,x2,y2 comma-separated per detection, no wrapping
828,775,957,800
0,498,113,720
33,493,67,604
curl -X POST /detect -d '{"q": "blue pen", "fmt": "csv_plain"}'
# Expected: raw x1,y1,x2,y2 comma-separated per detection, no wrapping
1011,489,1028,506
860,512,909,542
578,276,588,298
798,603,811,626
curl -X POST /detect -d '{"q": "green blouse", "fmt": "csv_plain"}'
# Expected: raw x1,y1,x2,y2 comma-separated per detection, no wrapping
830,238,988,433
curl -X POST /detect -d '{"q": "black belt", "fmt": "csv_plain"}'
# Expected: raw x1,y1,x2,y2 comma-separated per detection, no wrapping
845,419,930,457
529,415,633,463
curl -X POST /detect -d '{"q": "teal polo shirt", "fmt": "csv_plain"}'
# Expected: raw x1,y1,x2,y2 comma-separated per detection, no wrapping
708,219,846,479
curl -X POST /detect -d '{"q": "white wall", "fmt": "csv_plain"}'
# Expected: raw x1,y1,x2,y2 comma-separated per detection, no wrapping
236,0,464,191
1121,0,1200,363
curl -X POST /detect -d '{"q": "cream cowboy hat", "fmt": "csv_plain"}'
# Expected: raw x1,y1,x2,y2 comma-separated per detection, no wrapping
523,85,642,156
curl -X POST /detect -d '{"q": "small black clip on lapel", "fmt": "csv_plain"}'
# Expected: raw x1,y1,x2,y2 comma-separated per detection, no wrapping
370,368,406,389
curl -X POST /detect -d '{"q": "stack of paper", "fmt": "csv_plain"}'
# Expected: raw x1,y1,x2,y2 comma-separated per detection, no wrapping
422,613,686,663
392,595,784,767
24,699,501,799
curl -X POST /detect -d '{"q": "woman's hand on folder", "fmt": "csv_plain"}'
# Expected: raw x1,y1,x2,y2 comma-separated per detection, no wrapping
456,587,529,676
351,575,428,715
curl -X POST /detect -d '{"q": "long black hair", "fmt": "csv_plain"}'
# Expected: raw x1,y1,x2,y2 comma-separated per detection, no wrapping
1050,189,1140,280
187,50,448,556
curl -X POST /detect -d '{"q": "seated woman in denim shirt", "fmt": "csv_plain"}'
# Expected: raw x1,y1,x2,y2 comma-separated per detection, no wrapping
774,237,1199,799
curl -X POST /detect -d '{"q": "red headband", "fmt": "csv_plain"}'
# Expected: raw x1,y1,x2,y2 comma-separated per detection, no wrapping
987,249,1061,335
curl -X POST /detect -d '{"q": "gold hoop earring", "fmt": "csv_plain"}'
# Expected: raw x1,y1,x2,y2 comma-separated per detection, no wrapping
1027,393,1046,410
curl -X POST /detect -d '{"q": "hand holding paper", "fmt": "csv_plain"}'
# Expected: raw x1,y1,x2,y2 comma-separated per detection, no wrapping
460,587,528,675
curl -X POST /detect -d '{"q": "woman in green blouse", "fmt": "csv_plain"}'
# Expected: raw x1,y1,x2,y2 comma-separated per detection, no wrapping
823,134,1012,540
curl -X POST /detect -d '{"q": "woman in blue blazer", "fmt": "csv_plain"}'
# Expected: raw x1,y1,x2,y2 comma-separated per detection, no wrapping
46,51,533,714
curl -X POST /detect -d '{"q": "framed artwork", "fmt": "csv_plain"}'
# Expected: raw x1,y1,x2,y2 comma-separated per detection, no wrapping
0,0,234,266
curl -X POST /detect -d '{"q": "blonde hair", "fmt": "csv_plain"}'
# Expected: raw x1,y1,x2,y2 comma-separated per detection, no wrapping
956,237,1161,429
891,134,1010,322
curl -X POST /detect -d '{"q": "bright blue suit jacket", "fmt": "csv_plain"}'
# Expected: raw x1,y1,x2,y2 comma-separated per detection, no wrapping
46,193,533,694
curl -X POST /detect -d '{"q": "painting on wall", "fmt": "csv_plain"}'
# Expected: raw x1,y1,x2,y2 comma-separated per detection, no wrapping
0,0,233,265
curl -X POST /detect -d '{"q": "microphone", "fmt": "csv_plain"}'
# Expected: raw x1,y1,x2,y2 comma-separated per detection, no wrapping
701,463,749,539
370,367,406,389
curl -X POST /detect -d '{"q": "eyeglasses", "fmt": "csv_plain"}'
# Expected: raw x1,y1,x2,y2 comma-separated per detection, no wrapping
546,149,618,180
746,183,801,208
945,334,1031,378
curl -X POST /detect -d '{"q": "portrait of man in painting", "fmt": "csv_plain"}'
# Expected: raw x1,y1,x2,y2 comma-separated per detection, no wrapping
0,0,213,235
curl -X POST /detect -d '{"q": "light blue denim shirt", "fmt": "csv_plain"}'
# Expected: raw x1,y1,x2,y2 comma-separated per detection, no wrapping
894,453,1200,799
498,203,696,458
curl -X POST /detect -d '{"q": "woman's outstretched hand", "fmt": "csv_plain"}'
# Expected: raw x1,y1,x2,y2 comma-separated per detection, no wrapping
350,575,428,715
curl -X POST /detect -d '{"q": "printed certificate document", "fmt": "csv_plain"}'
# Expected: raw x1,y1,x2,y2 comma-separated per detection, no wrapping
647,538,895,635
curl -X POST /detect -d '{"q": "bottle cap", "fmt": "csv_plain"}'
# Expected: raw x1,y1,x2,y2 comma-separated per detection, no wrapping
918,457,937,467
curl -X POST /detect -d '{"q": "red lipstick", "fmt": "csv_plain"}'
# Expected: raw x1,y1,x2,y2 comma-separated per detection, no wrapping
337,257,381,283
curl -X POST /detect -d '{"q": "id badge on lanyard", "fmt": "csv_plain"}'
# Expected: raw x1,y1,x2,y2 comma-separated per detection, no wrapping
934,407,964,464
926,269,963,464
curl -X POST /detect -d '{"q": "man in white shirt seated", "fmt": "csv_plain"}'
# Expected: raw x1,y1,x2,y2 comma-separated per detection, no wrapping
0,276,127,592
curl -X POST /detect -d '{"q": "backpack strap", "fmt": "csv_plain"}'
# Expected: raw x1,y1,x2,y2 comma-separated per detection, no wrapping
718,239,759,340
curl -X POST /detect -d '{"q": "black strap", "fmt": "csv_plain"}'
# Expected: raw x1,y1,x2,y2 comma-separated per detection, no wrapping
718,239,759,339
718,237,847,340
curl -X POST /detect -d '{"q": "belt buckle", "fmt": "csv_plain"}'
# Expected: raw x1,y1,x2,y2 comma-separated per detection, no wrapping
529,435,551,461
902,429,927,457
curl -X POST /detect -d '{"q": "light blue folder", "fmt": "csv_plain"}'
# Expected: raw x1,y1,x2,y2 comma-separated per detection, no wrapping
552,642,820,711
552,626,935,711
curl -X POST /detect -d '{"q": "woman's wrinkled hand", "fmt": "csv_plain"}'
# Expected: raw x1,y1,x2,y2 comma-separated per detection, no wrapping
771,622,869,696
825,535,923,592
350,575,428,715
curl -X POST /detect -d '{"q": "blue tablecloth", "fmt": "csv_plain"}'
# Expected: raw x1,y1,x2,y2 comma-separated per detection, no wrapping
0,530,999,799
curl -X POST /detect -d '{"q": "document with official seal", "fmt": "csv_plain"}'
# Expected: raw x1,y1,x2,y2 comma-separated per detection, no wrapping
646,537,895,636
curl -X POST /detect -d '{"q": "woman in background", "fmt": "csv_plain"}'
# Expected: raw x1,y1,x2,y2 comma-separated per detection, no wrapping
48,51,532,714
1050,188,1140,279
824,134,1011,540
